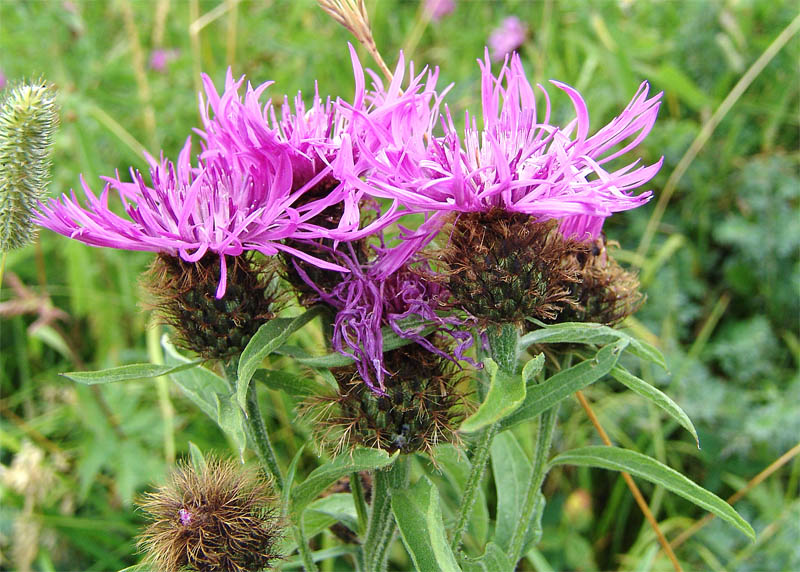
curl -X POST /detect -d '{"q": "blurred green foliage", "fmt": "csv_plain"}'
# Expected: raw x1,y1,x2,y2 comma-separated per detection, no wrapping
1,0,797,570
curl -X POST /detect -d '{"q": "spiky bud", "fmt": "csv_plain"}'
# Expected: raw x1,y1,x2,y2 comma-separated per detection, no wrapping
305,344,469,455
137,457,282,572
0,79,59,251
555,237,644,326
146,253,283,360
435,209,584,324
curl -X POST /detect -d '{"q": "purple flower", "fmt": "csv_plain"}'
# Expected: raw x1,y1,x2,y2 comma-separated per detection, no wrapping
149,48,179,73
425,0,455,22
292,239,474,394
352,52,662,242
489,17,527,62
35,139,349,298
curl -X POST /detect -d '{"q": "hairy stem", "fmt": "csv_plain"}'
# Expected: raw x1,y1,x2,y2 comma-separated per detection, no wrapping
293,523,320,572
506,403,558,562
351,471,369,536
363,457,410,572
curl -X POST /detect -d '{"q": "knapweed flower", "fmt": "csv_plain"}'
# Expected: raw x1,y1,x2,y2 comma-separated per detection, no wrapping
149,48,179,73
350,52,662,323
138,456,281,572
489,17,527,62
292,237,474,393
35,138,347,298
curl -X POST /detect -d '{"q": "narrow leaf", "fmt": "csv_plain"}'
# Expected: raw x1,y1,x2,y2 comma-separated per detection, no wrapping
290,448,397,517
283,444,306,516
214,393,247,460
63,360,201,385
490,432,531,552
187,442,207,475
162,335,229,419
500,340,627,431
549,446,755,540
611,365,699,447
237,306,324,411
253,369,327,398
392,476,461,572
460,358,526,433
304,493,359,533
519,322,666,370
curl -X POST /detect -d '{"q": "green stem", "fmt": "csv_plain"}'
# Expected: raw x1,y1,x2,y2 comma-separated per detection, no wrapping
223,360,285,490
293,523,319,572
506,403,559,562
450,422,497,553
451,323,520,553
351,471,369,536
363,457,410,572
0,251,7,290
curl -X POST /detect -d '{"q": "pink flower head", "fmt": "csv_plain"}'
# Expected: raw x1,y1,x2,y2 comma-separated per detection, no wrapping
292,238,474,394
353,52,662,242
35,138,349,298
149,48,179,73
489,17,527,62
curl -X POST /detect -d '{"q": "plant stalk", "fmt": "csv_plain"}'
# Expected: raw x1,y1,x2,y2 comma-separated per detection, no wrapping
506,403,558,561
362,457,410,572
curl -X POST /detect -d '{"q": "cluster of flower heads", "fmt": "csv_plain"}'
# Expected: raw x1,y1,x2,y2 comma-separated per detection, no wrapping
35,45,662,393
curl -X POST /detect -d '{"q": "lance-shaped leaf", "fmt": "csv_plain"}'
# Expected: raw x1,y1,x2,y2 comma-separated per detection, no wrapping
461,542,514,572
252,369,327,398
549,446,755,540
236,306,325,411
490,432,531,552
62,361,201,385
392,476,461,572
520,322,666,370
611,365,699,447
290,448,397,518
500,340,627,432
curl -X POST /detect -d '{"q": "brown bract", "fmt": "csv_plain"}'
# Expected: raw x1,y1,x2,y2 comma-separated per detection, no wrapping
145,253,282,360
137,457,282,572
433,209,585,325
303,343,471,456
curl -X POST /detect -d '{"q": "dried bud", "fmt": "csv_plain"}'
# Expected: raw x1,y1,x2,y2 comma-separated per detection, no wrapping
0,79,59,251
556,237,644,326
436,209,584,324
305,344,469,455
145,253,283,360
137,457,282,572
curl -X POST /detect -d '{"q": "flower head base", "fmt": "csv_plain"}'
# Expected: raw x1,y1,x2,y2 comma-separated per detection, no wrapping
356,52,662,244
304,343,469,455
137,456,281,572
145,252,283,360
437,209,585,324
36,138,348,298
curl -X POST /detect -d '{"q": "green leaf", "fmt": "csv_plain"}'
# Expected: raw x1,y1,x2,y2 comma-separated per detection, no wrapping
519,322,666,370
237,306,325,411
187,441,207,475
290,448,397,518
283,444,306,517
610,365,700,447
162,335,229,420
490,432,531,552
252,369,326,398
460,358,526,433
522,353,546,384
500,340,627,432
549,446,755,540
214,393,247,460
461,542,514,572
304,493,358,533
392,476,461,572
62,360,201,385
434,445,489,547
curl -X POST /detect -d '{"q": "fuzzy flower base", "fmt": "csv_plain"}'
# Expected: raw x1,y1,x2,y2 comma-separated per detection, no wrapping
137,457,281,572
304,344,470,455
435,209,585,324
146,253,282,360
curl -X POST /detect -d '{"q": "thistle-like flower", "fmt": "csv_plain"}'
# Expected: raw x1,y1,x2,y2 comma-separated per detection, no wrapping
350,52,661,323
137,457,281,572
0,79,58,252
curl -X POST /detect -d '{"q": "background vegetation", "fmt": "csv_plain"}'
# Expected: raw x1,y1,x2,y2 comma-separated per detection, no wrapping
1,1,798,570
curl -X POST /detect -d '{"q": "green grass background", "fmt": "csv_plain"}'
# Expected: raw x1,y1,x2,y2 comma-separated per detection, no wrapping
1,1,798,570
